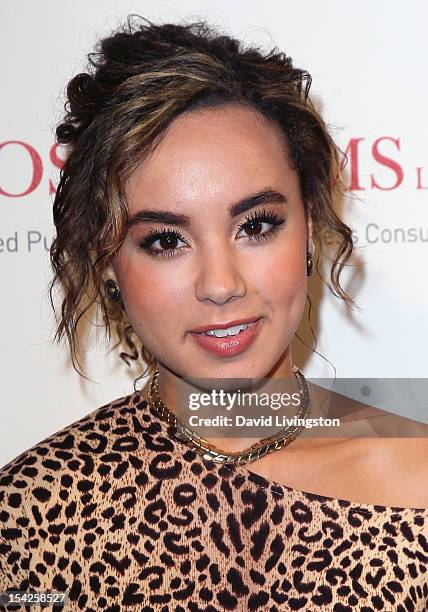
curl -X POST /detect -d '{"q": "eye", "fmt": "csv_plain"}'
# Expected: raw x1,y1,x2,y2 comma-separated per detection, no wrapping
138,228,188,258
137,208,286,259
236,208,285,243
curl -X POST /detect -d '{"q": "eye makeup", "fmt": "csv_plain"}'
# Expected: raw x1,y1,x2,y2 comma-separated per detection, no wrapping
137,207,286,258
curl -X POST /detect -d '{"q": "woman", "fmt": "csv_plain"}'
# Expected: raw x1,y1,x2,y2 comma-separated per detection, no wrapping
1,15,427,611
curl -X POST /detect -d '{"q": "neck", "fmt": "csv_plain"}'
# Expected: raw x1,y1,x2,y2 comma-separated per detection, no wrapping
142,352,301,455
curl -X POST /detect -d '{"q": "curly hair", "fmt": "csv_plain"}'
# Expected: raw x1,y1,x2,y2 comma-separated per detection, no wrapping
48,14,356,380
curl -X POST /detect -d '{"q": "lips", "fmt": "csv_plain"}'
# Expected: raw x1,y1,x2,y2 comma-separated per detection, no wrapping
189,316,261,334
189,317,263,357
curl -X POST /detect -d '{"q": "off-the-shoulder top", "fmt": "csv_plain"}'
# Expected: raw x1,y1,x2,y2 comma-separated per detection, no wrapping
0,390,427,611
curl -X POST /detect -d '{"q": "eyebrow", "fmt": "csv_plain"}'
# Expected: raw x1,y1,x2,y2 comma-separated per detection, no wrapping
126,188,287,230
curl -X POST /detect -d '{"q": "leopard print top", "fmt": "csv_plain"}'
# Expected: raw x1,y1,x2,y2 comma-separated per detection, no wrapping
1,390,427,611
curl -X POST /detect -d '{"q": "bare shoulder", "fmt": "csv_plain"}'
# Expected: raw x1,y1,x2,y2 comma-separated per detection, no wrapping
365,408,428,473
351,434,428,507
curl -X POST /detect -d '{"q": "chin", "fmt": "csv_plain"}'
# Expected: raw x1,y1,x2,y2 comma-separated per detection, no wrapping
195,361,265,382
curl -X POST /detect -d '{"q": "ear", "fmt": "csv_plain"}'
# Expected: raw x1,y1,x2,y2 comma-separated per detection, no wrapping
306,206,314,252
103,262,119,285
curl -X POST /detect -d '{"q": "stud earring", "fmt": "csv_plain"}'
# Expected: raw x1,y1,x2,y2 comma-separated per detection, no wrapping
306,237,315,277
306,252,314,277
105,279,121,301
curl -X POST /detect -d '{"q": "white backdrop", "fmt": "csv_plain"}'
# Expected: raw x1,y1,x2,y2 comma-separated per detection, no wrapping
1,0,427,467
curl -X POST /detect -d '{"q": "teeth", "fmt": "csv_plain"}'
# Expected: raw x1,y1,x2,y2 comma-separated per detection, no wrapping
202,323,251,337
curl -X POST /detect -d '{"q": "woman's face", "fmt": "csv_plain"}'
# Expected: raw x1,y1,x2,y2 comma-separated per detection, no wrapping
111,104,312,384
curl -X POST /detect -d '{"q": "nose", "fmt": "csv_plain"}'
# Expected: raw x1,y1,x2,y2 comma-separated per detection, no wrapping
194,243,247,305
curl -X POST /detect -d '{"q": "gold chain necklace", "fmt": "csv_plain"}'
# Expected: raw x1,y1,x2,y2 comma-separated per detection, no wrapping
147,365,311,466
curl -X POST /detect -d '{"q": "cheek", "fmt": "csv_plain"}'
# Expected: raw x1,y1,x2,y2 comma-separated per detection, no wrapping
252,241,307,306
113,255,188,327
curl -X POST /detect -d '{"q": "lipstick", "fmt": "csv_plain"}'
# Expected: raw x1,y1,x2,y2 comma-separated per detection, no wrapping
189,318,263,357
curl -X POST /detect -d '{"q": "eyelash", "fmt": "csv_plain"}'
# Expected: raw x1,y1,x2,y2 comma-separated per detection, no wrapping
138,208,286,258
